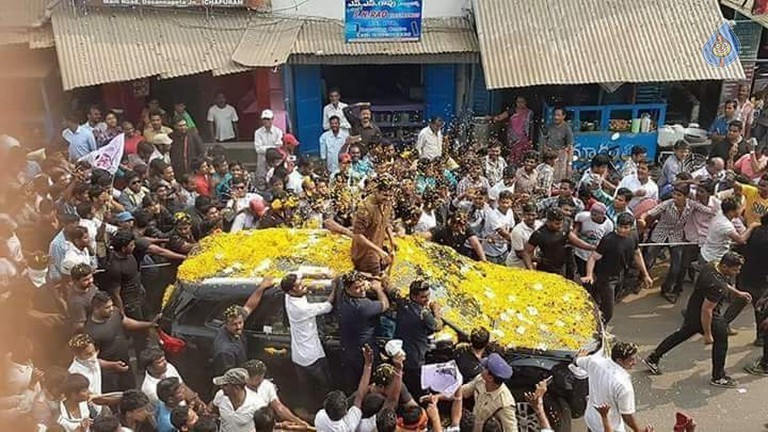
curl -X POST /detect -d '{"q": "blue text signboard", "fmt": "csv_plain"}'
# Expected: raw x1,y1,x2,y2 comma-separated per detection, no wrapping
344,0,423,43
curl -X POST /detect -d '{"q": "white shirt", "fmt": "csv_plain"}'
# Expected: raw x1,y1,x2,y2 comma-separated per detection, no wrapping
207,104,239,142
286,169,305,195
79,218,117,251
250,379,278,410
285,295,333,367
506,221,541,268
213,387,261,432
315,405,362,432
140,363,182,403
320,129,349,173
61,243,96,276
67,357,102,416
700,214,737,263
573,212,614,261
488,180,515,202
481,207,516,258
356,415,377,432
253,126,284,154
58,400,91,432
576,354,635,432
616,175,659,211
322,102,351,131
414,209,437,233
415,126,443,160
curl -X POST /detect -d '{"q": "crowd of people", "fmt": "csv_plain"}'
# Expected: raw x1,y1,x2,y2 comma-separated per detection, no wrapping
0,87,766,432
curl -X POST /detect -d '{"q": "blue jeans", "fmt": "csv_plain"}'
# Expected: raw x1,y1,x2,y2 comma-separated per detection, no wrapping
643,244,685,294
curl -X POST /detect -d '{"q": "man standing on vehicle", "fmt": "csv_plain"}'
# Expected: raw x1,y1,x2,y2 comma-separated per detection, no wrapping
350,175,395,276
338,271,390,393
281,273,335,410
212,277,275,376
575,341,643,432
394,280,443,399
644,252,752,388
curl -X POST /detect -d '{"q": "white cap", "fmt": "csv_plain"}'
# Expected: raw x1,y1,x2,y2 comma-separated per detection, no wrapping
261,109,274,119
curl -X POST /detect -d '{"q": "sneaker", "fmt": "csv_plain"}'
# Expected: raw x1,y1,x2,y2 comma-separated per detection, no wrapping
744,362,768,377
643,356,662,375
710,376,737,388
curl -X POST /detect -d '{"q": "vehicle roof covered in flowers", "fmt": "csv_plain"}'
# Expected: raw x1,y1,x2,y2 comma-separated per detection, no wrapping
177,229,600,352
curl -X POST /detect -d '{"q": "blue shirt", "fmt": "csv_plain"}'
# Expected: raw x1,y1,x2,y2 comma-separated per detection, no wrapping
708,115,731,136
155,402,176,432
47,230,67,283
63,126,97,162
319,129,348,173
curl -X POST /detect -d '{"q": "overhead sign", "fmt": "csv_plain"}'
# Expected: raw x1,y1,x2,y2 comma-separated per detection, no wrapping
345,0,423,43
84,0,270,10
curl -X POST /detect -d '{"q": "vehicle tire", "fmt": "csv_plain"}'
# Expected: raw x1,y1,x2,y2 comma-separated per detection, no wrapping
514,393,572,432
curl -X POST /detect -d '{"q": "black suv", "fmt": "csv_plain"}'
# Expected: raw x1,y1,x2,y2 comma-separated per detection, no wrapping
160,278,600,432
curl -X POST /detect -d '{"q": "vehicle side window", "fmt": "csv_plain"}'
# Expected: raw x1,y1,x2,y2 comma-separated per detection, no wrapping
245,287,289,335
205,298,247,328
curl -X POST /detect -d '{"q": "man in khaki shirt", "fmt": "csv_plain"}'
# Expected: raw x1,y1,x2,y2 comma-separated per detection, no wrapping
459,353,518,432
350,175,395,275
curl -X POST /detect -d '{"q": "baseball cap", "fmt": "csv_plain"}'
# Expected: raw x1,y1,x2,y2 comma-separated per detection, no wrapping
212,368,248,386
480,353,513,380
261,109,274,120
590,202,607,216
151,133,173,145
283,133,299,147
116,211,135,223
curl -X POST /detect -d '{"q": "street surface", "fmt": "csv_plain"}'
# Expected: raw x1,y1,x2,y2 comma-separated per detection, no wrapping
572,286,767,431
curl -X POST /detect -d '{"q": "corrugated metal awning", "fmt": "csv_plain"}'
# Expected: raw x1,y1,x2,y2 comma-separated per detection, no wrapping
289,17,479,64
230,17,303,67
52,6,251,90
473,0,745,89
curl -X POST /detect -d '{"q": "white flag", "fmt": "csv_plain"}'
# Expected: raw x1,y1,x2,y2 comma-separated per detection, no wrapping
78,133,125,174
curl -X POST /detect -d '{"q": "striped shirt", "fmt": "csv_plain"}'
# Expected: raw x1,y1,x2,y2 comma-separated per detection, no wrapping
646,199,715,243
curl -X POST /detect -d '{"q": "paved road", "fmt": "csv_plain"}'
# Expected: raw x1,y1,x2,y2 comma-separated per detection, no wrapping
572,286,767,431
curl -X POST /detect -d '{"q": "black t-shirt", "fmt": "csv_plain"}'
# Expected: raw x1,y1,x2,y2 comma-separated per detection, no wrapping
393,299,438,370
430,226,478,258
739,227,768,283
528,222,570,273
212,326,247,376
85,312,130,362
454,345,483,382
103,251,143,306
684,263,729,324
338,292,383,355
594,232,638,277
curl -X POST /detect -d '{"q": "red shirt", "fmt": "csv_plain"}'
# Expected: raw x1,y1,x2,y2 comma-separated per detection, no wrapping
124,134,143,155
194,174,211,197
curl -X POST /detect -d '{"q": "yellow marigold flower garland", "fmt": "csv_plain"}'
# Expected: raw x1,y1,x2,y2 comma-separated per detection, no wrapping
177,229,598,351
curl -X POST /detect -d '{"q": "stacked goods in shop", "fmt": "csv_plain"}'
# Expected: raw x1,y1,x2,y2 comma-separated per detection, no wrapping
177,229,599,351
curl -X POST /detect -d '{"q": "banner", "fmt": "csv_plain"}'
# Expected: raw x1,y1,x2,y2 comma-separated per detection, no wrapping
84,0,271,11
345,0,422,43
78,133,125,175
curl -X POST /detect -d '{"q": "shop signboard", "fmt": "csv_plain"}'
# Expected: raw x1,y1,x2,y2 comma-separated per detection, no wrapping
83,0,270,10
345,0,423,43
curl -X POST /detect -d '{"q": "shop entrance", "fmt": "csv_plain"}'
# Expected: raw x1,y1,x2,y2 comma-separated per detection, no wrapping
321,64,426,144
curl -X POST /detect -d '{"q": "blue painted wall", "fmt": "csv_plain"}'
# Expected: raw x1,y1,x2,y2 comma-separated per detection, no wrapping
424,64,456,121
293,65,323,155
